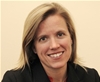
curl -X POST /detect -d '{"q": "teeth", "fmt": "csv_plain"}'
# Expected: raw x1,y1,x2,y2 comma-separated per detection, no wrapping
50,52,62,58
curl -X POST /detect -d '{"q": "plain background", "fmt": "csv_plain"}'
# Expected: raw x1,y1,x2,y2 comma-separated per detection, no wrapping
1,1,100,80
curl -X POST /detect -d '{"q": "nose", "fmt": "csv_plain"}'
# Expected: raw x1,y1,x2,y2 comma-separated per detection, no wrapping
50,38,60,50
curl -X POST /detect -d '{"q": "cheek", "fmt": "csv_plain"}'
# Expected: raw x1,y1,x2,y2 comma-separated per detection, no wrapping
35,43,49,55
61,38,72,57
61,38,72,48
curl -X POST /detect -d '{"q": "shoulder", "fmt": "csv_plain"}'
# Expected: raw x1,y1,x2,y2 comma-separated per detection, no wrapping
2,69,22,82
2,66,32,82
85,67,100,81
76,63,100,77
68,62,100,82
77,64,100,81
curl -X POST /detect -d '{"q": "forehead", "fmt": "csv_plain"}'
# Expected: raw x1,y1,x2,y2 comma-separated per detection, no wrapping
37,14,68,33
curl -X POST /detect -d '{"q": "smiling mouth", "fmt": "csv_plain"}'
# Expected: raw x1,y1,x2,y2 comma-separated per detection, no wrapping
48,51,64,58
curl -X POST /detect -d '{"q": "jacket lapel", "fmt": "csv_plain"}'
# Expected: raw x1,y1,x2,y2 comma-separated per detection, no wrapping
21,65,33,82
67,63,80,82
32,61,50,82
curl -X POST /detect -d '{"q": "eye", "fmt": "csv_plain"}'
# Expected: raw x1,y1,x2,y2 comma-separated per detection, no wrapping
57,32,65,38
39,36,47,42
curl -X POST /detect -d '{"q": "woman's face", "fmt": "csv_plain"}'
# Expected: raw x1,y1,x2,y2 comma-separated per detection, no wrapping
34,14,72,69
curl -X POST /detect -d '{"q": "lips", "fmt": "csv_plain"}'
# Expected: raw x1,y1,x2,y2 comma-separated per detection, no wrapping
48,51,63,58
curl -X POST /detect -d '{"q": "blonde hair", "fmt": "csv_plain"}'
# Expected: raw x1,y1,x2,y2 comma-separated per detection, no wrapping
17,2,78,69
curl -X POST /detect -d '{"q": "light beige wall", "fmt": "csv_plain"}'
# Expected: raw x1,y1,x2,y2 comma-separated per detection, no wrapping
1,1,100,79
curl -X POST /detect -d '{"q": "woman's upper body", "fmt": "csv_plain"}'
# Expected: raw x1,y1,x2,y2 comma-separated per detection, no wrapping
2,2,100,82
2,60,100,82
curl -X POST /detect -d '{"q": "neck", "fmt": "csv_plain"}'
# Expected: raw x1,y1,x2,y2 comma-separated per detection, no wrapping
42,64,67,82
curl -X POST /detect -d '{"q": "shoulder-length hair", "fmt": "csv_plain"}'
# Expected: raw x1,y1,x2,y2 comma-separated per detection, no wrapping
17,2,77,69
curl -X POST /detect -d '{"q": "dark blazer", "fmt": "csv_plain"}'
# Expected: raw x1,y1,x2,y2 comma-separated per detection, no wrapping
2,61,100,82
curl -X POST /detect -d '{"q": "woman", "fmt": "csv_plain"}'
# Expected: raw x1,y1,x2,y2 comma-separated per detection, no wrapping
2,2,100,82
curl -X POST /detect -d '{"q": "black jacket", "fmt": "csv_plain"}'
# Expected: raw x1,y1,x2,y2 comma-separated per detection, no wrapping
2,61,100,82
